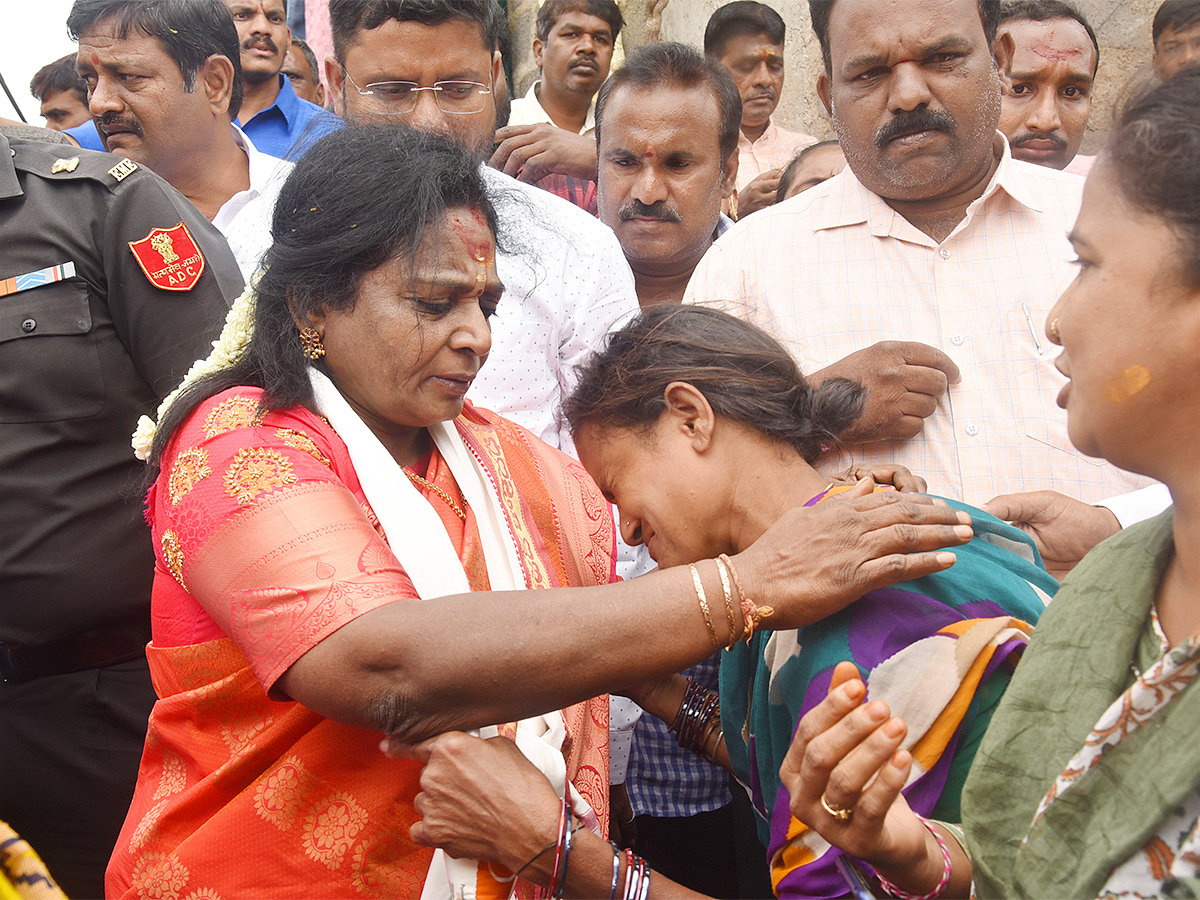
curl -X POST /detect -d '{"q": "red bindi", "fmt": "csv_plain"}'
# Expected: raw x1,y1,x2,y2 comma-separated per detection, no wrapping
448,210,493,266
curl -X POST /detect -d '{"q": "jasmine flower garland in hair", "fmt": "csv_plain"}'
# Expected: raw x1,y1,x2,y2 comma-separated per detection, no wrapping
132,281,258,461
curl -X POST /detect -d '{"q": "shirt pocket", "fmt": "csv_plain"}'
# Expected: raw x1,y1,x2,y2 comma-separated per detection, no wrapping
1004,301,1102,466
0,280,104,423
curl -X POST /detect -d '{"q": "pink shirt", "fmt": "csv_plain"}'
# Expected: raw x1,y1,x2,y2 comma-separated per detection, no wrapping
686,136,1150,505
735,119,817,191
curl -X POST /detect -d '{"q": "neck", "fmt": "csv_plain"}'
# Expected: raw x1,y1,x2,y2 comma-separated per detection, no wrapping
536,81,590,133
884,141,1002,243
165,125,251,220
630,249,710,307
238,72,281,123
740,119,769,143
724,438,831,554
1157,481,1200,646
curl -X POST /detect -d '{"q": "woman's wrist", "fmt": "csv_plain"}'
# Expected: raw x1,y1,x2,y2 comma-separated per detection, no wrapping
872,818,955,899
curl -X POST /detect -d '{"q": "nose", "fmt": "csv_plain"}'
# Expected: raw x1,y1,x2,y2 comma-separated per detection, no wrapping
450,301,493,359
889,61,933,112
750,60,772,87
619,514,643,548
1025,90,1061,133
88,73,122,117
407,88,448,133
631,162,667,206
577,33,596,55
249,11,271,33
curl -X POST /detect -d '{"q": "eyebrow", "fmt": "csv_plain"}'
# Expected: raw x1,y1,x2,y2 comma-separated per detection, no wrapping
842,37,972,74
1010,69,1094,85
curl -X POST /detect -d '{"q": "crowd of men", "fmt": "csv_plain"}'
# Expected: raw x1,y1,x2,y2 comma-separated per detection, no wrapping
3,0,1199,895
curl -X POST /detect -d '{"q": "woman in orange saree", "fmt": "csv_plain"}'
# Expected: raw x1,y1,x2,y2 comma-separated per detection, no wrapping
107,125,975,899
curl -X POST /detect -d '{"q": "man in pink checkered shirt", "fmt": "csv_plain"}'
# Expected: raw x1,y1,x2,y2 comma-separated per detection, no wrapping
685,0,1168,579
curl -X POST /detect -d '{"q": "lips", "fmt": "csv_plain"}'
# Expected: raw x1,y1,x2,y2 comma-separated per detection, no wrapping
569,58,598,73
431,374,476,396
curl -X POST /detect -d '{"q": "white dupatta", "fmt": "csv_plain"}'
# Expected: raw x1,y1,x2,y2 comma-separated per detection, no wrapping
308,368,596,899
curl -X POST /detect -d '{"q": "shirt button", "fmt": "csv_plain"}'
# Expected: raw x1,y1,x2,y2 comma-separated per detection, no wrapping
951,333,964,346
939,248,951,260
965,423,979,437
21,318,36,333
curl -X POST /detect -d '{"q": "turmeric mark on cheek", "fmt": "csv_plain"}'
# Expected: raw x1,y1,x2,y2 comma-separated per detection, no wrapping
1103,365,1151,403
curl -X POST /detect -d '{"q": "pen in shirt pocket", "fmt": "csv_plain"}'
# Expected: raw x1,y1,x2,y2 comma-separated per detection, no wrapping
1021,302,1044,356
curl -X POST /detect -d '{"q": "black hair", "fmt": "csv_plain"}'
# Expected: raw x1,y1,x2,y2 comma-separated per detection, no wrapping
776,139,841,202
30,53,88,104
999,0,1098,74
564,305,864,464
67,0,244,119
704,1,786,58
329,0,505,61
289,36,321,83
536,0,623,42
149,125,501,469
1154,0,1200,44
595,42,742,169
1105,66,1200,286
808,0,1002,74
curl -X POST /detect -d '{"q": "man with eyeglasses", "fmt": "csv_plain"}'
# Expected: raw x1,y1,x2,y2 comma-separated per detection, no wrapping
324,0,638,456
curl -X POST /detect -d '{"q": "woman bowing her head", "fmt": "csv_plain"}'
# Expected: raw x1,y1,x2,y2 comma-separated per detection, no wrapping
108,125,973,898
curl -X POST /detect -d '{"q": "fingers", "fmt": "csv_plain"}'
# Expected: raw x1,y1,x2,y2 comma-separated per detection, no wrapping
893,342,961,384
842,476,877,499
821,715,908,813
982,490,1055,524
898,364,951,402
828,660,863,693
381,734,436,762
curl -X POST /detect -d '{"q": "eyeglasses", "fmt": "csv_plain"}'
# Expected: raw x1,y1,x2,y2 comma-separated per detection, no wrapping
341,68,493,115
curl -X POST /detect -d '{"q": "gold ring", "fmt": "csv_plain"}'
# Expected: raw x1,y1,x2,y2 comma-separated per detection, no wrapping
820,792,854,821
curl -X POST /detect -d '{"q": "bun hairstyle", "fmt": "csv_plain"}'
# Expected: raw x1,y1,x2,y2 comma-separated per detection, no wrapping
564,304,864,463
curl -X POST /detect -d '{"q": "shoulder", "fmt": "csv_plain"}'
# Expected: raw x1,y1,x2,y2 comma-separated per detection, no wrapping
11,140,151,194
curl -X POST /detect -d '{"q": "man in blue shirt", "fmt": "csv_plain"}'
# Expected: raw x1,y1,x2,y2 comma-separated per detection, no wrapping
223,0,335,159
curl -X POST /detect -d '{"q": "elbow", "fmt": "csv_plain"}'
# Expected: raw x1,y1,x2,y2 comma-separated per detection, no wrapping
366,683,463,744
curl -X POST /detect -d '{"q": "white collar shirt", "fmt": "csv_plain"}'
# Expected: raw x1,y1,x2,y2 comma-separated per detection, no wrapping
212,126,293,281
685,134,1152,505
506,80,596,134
470,165,637,455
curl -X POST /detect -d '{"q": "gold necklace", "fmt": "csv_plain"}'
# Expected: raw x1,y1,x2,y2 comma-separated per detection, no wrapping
403,468,467,521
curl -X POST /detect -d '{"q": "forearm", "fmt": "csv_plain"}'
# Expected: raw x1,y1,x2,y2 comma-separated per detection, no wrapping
870,821,973,900
521,828,711,899
281,560,746,742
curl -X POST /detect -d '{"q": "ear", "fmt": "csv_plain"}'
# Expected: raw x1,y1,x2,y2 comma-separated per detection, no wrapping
324,55,346,113
816,72,832,116
721,150,739,200
993,30,1015,92
532,38,545,69
289,295,326,335
491,50,504,89
662,381,717,452
199,54,236,118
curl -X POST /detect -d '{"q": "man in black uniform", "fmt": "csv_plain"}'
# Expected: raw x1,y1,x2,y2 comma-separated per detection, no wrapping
0,125,242,898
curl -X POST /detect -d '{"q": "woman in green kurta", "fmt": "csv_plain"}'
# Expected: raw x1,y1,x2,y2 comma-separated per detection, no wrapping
780,68,1200,900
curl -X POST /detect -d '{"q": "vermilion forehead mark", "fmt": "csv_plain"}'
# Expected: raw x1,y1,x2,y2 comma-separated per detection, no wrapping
91,53,101,65
644,145,654,159
447,209,494,266
1030,40,1086,62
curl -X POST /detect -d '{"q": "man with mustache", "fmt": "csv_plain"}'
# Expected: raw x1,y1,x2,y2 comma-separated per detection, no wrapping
596,43,738,309
222,0,333,158
686,0,1157,533
71,0,292,280
996,0,1098,173
493,0,622,212
705,2,816,219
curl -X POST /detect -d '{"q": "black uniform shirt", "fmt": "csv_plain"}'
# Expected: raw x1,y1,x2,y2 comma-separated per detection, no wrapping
0,135,243,645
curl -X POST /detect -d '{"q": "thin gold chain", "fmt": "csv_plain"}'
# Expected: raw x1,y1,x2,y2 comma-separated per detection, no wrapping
403,468,467,521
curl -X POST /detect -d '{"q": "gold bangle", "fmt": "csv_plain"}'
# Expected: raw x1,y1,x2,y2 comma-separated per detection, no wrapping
714,556,738,651
689,563,720,648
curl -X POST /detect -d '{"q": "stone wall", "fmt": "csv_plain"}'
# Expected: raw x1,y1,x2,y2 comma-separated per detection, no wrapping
507,0,1163,155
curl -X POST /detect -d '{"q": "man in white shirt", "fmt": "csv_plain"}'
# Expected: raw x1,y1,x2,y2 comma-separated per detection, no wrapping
685,0,1162,575
704,2,816,218
71,0,291,281
324,0,638,453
